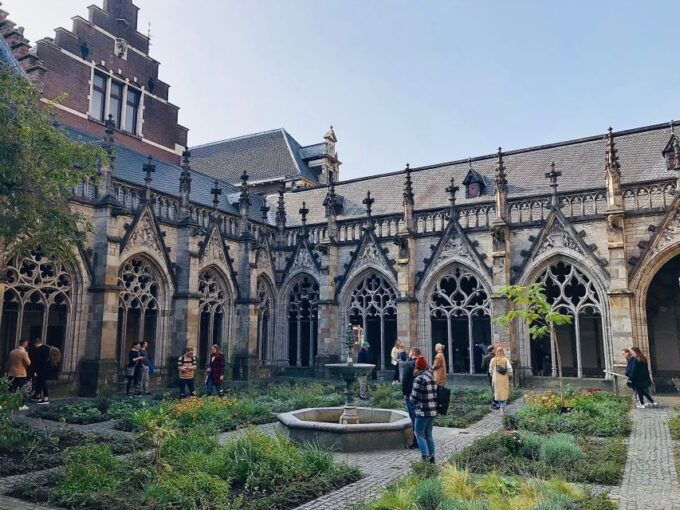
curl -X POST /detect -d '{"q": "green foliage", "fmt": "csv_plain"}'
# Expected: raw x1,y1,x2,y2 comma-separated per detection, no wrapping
0,376,23,424
538,434,584,466
669,414,680,440
412,477,444,510
451,431,626,486
0,68,105,258
144,472,232,510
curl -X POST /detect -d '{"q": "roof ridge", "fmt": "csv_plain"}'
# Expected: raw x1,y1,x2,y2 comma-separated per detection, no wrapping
190,128,286,151
288,119,676,193
281,128,303,175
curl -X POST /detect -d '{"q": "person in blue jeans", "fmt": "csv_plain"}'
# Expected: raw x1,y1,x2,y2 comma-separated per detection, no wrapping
409,356,438,463
401,346,421,449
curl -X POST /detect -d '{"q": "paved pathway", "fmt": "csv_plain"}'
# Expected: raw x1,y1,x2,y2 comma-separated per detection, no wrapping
293,402,519,510
612,396,680,510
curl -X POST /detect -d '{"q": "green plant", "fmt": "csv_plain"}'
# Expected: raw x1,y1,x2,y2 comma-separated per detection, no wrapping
144,472,232,510
669,414,680,440
538,434,584,466
0,376,22,425
496,284,572,405
412,477,445,510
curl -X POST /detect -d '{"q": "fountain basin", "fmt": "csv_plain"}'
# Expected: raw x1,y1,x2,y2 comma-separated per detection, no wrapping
277,407,412,452
325,363,376,379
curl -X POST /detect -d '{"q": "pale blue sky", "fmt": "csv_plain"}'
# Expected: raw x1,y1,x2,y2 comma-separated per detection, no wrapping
7,0,680,180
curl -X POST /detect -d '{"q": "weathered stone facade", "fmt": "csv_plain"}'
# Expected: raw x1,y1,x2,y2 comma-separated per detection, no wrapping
2,0,680,394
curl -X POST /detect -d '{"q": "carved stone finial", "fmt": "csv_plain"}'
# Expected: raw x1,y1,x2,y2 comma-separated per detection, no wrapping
545,162,562,207
299,201,309,226
260,203,270,222
363,190,375,218
276,183,286,227
446,177,459,219
239,171,251,208
143,155,155,202
495,147,508,192
324,175,340,217
605,127,621,177
210,180,222,210
403,163,414,206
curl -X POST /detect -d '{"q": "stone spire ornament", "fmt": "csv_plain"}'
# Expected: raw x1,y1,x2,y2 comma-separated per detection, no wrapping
604,128,623,212
605,128,621,177
495,147,508,192
363,190,375,228
260,203,270,222
103,114,116,156
210,179,222,210
324,174,340,218
403,163,414,206
446,177,459,220
239,171,251,208
99,114,116,199
545,162,562,207
276,183,286,230
299,201,309,237
179,147,192,219
143,155,155,202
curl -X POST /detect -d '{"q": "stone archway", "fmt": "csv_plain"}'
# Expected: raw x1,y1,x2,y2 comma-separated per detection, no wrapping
197,267,232,364
255,275,275,365
644,254,680,381
286,273,319,368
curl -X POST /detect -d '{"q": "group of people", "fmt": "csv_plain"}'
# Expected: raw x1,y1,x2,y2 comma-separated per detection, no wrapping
125,340,153,396
177,344,225,398
622,347,657,408
7,337,59,408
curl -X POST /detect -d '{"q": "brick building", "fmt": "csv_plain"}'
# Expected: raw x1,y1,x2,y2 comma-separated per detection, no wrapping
2,0,680,394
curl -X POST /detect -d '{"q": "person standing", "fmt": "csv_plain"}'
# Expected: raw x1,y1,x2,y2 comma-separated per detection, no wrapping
138,341,151,395
125,341,143,396
178,346,197,398
391,340,405,384
409,356,438,463
481,345,497,409
622,348,638,404
432,343,447,387
489,347,513,415
8,339,31,410
30,338,52,405
206,344,225,396
630,347,657,408
401,346,421,449
357,341,370,400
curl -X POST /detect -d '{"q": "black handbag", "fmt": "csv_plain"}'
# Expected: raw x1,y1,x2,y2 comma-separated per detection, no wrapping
436,385,451,415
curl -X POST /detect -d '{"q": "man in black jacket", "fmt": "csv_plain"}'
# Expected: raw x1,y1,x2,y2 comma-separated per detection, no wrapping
31,338,52,405
401,346,421,449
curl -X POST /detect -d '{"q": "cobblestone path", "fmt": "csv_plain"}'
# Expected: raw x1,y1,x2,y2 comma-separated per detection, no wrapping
612,396,680,510
293,401,521,510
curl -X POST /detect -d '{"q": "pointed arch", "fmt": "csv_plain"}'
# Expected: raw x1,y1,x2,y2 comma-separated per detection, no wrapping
339,267,398,371
255,274,275,365
518,254,611,380
418,260,493,373
280,272,320,368
197,265,234,364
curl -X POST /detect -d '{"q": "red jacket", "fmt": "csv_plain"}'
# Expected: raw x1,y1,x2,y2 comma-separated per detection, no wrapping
208,354,225,384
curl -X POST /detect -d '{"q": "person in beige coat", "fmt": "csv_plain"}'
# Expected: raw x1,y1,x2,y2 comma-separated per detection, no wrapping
8,339,31,409
489,347,513,415
432,343,447,387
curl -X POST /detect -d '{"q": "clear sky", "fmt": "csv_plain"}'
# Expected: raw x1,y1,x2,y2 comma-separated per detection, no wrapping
6,0,680,180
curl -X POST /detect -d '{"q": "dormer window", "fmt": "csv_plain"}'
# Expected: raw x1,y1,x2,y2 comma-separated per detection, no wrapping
663,134,679,170
462,162,485,198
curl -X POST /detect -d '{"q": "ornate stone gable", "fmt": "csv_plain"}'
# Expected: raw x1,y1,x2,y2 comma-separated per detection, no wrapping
651,211,680,256
533,219,583,258
630,198,680,281
283,238,321,282
199,226,227,265
121,206,164,257
255,240,276,278
435,236,471,265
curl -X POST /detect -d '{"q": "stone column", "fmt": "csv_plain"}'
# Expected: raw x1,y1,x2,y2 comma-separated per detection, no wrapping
316,240,340,376
79,195,121,396
397,163,417,350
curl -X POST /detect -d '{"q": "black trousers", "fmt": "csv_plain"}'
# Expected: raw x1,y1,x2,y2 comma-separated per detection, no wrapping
636,387,654,404
33,374,49,398
179,378,195,397
10,376,27,393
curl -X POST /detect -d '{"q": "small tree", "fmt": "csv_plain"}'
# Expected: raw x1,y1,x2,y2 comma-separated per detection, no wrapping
0,67,106,259
495,283,572,405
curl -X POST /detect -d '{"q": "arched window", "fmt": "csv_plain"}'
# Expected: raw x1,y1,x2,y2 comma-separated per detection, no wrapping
428,265,491,374
287,275,319,367
198,268,230,364
256,277,274,364
534,261,604,378
0,252,73,370
117,257,160,367
347,271,397,370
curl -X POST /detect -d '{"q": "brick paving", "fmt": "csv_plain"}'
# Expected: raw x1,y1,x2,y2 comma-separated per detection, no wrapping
611,396,680,510
293,402,519,510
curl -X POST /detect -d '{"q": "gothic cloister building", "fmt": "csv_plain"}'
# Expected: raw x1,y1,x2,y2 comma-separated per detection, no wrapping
2,0,680,394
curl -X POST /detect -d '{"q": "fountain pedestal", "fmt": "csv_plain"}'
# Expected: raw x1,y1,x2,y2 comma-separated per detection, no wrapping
325,363,375,424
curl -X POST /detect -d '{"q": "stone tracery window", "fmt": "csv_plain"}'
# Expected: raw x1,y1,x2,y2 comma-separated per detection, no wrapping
534,261,605,378
256,276,274,364
198,268,230,363
1,252,73,369
347,271,397,370
117,257,160,366
428,265,491,374
287,274,319,367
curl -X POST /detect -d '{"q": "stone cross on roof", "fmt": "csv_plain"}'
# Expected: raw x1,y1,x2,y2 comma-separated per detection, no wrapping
363,190,375,218
446,177,459,218
143,155,155,202
545,162,562,206
299,201,309,227
210,179,222,210
239,171,251,208
276,183,286,227
260,203,270,222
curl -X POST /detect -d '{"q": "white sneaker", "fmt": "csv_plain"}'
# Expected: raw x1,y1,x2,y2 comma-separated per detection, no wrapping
19,405,29,411
636,403,644,409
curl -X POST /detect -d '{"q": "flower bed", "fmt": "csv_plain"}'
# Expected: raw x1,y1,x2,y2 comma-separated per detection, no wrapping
452,430,627,485
10,431,361,510
30,396,156,424
353,463,616,510
505,390,631,437
0,424,133,476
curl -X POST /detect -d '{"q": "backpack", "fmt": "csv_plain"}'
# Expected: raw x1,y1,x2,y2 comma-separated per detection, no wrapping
436,385,451,415
496,360,508,375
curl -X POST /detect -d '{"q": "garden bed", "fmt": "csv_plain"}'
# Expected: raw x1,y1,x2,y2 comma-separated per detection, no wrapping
30,396,157,425
452,430,627,485
353,462,616,510
10,430,361,510
505,389,631,437
0,424,133,476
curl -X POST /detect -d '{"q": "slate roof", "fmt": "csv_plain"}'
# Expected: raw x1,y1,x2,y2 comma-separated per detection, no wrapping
190,128,318,185
63,125,268,222
273,121,677,226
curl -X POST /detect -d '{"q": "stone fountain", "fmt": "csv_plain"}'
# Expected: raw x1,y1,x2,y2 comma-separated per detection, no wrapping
277,325,412,452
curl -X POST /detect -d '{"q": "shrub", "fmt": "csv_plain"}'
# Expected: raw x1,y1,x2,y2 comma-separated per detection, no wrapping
144,472,232,510
669,414,680,440
538,434,584,466
520,433,543,460
412,477,445,510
